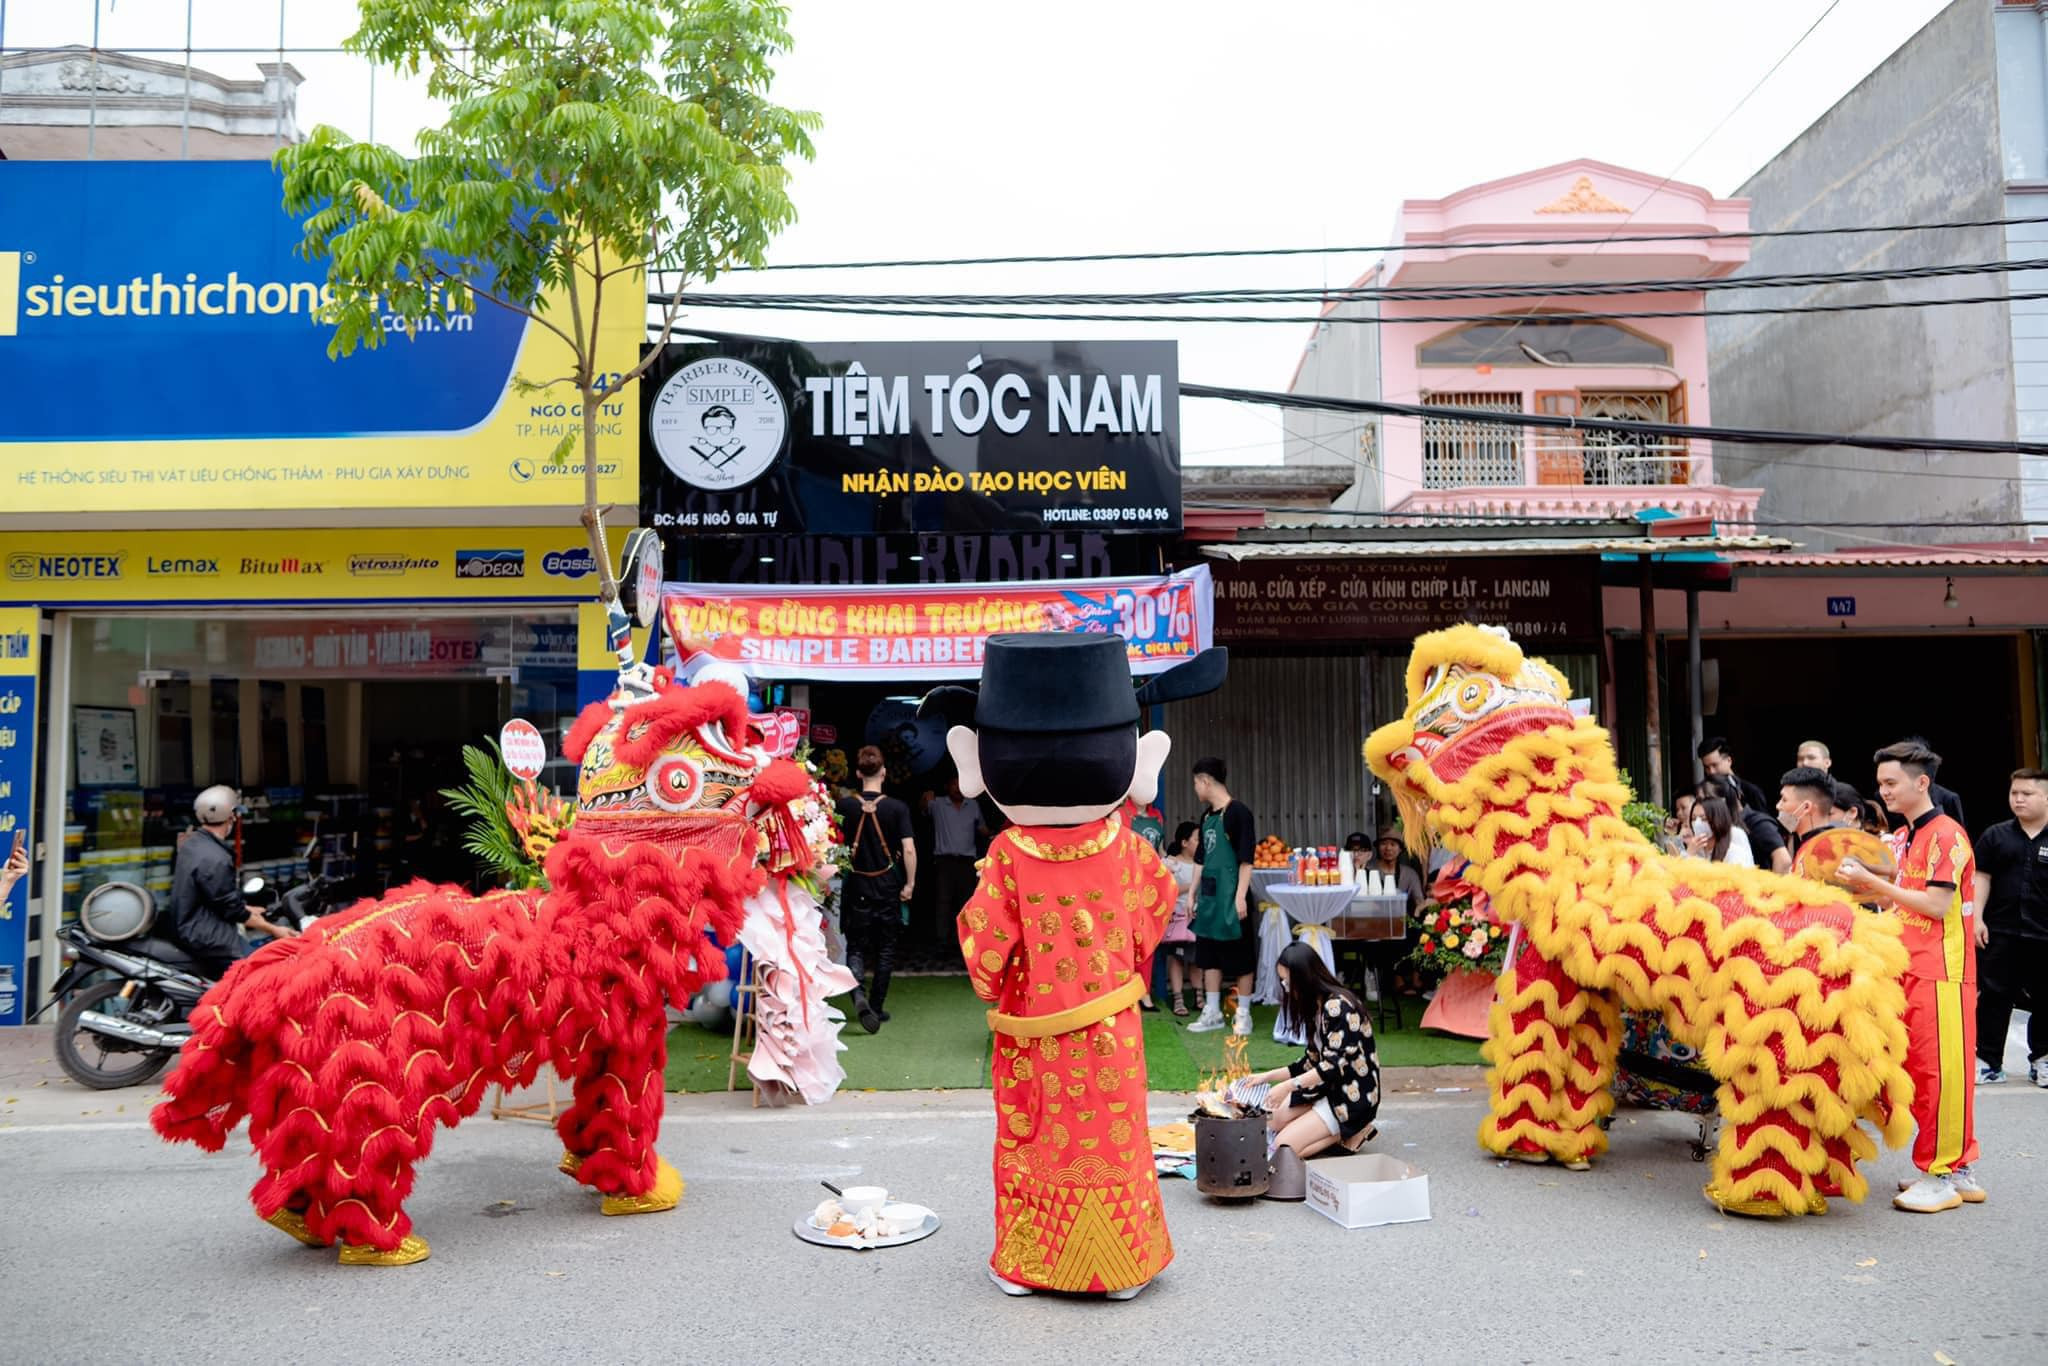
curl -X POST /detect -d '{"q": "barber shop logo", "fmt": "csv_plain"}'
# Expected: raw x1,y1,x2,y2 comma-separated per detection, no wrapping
649,356,786,492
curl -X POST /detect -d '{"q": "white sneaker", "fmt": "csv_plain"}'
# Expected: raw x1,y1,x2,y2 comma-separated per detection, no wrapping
2033,1059,2048,1089
1104,1280,1150,1302
988,1268,1034,1297
1951,1166,1988,1203
1186,1009,1226,1034
1232,1008,1254,1037
1893,1174,1963,1213
1977,1060,2006,1085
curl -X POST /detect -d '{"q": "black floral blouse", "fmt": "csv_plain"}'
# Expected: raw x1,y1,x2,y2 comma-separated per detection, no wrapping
1287,994,1382,1142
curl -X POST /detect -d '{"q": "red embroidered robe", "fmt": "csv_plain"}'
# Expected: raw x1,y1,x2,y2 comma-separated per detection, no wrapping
959,814,1177,1292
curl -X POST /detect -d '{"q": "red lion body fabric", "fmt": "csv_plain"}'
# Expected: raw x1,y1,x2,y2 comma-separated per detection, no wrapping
153,678,760,1260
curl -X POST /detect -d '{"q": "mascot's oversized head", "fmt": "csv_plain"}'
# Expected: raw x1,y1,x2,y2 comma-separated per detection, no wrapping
922,633,1226,829
1364,624,1577,857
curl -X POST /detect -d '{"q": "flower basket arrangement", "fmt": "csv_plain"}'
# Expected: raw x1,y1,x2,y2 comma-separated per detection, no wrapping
1405,858,1508,977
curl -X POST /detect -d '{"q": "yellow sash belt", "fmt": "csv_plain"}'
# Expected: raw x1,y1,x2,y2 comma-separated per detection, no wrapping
988,976,1147,1039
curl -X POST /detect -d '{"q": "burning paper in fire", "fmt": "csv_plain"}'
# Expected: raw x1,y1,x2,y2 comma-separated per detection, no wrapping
1192,1024,1269,1119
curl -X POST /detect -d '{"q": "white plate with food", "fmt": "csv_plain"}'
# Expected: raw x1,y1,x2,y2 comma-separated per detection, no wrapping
796,1197,941,1251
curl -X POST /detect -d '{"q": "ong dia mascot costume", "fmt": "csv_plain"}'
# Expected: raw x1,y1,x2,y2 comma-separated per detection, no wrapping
924,633,1223,1301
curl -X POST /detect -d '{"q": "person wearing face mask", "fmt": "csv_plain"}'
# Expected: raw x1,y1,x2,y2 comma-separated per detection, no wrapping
1778,766,1841,856
1682,794,1752,866
1701,774,1790,874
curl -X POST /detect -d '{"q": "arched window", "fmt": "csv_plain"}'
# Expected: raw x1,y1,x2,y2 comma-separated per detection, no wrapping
1418,312,1672,367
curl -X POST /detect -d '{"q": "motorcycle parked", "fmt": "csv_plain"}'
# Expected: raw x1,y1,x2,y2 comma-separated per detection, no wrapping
47,881,215,1090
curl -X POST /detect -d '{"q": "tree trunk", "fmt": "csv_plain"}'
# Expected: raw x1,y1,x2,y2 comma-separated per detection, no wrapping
578,383,618,603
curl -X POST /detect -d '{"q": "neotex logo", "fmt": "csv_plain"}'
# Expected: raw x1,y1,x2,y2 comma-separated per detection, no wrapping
7,552,124,581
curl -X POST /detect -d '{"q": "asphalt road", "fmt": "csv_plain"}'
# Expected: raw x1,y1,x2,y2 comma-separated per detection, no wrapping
2,1028,2044,1366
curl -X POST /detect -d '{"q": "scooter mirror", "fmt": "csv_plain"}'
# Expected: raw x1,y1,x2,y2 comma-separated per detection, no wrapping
242,874,266,897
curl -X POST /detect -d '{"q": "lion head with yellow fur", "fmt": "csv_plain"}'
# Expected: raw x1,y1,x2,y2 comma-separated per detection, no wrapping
1364,624,1615,861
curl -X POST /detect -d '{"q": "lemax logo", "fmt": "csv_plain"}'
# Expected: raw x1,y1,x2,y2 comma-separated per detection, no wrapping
456,549,525,580
349,554,441,577
7,552,124,581
146,555,219,576
542,548,596,580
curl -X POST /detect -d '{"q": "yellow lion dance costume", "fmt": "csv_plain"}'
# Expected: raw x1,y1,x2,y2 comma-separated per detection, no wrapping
1365,625,1914,1216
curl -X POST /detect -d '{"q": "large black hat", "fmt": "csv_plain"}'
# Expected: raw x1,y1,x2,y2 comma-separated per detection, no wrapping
921,633,1228,734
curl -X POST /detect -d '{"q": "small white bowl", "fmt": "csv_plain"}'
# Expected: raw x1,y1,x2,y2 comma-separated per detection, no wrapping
840,1185,888,1217
878,1202,931,1235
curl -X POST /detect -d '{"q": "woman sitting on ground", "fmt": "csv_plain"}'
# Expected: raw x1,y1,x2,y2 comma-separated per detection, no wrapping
1247,943,1381,1159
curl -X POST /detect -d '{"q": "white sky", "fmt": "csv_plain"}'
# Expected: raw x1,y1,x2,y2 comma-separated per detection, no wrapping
13,0,1958,466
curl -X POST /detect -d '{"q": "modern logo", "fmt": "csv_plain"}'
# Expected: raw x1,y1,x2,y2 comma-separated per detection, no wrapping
649,356,786,492
543,548,597,580
349,554,441,577
8,552,124,581
239,557,326,576
455,549,526,580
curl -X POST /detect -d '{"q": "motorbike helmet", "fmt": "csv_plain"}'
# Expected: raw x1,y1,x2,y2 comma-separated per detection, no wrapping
194,785,241,825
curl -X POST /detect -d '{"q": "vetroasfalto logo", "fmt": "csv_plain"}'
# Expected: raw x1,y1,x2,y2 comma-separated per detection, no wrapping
455,549,526,580
649,356,786,491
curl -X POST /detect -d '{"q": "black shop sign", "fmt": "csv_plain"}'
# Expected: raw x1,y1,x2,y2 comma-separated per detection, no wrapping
641,339,1180,535
1212,557,1601,644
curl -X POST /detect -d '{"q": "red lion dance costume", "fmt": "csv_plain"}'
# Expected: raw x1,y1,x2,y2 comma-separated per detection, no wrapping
152,668,852,1265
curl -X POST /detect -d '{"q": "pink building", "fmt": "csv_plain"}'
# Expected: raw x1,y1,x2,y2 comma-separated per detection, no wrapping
1287,159,1762,528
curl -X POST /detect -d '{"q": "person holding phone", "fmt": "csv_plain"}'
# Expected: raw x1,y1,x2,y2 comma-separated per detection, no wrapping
0,831,28,903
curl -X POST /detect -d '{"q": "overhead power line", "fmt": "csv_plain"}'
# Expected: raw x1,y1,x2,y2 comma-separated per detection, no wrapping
728,212,2048,274
679,255,2048,309
656,288,2048,328
1181,381,2048,459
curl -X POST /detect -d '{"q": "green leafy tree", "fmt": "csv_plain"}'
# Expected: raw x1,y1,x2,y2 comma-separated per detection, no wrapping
277,0,817,599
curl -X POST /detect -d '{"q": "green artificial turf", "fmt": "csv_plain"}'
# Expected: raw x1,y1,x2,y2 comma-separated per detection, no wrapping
665,976,1481,1094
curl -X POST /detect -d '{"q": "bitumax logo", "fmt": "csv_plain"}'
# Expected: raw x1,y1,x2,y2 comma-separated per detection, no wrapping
7,552,123,581
542,548,596,579
456,549,525,579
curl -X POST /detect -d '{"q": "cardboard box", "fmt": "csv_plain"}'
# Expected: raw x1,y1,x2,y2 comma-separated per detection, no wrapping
1303,1153,1431,1228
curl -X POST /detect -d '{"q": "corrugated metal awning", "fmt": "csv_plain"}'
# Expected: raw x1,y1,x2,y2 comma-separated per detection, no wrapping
1201,535,1790,561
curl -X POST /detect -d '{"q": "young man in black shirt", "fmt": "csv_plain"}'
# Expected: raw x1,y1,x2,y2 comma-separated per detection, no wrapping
1972,768,2048,1086
835,746,916,1033
1698,737,1771,819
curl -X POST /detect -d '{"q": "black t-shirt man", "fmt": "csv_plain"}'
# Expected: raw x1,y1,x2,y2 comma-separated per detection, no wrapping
1740,807,1789,869
1976,818,2048,940
836,791,914,903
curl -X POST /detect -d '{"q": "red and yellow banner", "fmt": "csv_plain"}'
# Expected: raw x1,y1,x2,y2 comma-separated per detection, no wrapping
661,566,1212,681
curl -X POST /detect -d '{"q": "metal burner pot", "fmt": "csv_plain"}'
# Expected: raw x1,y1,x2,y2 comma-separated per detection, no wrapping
1194,1113,1270,1198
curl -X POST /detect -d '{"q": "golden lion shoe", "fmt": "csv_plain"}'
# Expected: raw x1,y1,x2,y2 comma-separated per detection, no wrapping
264,1208,328,1247
337,1235,431,1266
1703,1182,1826,1217
559,1151,584,1179
601,1156,684,1216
